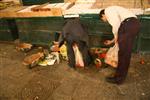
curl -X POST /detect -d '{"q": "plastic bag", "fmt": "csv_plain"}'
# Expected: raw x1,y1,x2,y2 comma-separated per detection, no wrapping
73,44,84,67
59,44,68,60
105,43,119,68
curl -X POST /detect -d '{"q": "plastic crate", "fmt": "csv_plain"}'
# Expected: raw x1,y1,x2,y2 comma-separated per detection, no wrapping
80,14,113,47
0,19,18,41
139,15,150,36
15,14,150,53
137,34,150,53
88,33,113,48
136,15,150,53
80,14,112,34
16,17,64,45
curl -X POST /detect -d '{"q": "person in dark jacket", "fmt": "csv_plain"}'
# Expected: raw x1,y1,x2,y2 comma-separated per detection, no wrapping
58,18,92,68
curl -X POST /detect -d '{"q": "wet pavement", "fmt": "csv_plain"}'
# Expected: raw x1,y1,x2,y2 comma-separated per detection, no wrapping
0,43,150,100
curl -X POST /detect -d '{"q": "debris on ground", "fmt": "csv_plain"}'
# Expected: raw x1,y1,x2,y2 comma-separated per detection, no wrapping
23,52,44,68
38,52,59,66
94,58,102,68
140,58,145,64
50,42,68,61
90,47,108,68
16,43,33,52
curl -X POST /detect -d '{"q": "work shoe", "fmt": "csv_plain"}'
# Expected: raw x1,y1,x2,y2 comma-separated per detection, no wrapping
105,76,123,85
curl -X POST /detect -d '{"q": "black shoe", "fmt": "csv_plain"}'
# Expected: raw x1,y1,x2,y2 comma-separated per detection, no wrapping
105,76,123,85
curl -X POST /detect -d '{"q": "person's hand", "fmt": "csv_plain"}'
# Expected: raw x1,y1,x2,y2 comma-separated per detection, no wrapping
51,44,59,52
53,41,59,45
104,40,113,46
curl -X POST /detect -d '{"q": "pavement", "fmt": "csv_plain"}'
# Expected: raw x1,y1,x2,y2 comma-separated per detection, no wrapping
0,43,150,100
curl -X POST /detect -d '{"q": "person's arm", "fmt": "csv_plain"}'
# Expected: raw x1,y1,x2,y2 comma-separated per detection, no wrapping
104,38,115,46
106,10,120,35
105,7,121,44
51,32,65,52
58,37,65,48
58,20,71,47
58,30,66,48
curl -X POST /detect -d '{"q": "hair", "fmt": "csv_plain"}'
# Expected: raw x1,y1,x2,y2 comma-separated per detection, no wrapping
99,9,105,18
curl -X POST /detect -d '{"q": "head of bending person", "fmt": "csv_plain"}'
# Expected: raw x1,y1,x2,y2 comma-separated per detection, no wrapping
99,9,107,22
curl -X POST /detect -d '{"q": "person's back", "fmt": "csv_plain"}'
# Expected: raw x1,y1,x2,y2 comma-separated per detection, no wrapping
105,6,137,22
61,18,91,68
62,18,89,46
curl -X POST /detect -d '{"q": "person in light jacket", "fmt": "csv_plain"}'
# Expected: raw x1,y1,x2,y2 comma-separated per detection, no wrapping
99,6,140,84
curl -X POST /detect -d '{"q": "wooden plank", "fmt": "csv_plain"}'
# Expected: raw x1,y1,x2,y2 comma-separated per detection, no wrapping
0,3,64,18
17,9,62,17
66,2,75,9
0,6,26,18
64,0,76,3
31,3,50,12
16,4,63,17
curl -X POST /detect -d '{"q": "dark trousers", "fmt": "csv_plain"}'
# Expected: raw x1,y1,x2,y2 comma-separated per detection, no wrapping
116,17,140,82
66,39,91,68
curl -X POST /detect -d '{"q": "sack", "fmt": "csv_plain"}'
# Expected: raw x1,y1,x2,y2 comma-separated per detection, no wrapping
73,44,84,67
105,43,119,68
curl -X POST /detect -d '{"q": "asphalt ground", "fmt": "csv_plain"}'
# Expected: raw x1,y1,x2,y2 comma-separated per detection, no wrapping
0,43,150,100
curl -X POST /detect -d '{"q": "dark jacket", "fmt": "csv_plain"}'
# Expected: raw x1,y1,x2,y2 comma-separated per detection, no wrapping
59,18,89,47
